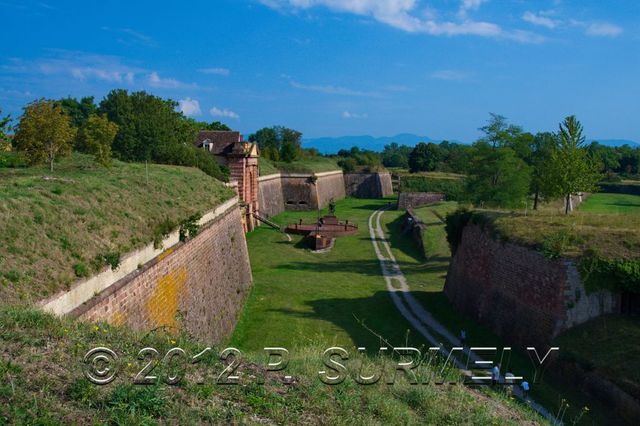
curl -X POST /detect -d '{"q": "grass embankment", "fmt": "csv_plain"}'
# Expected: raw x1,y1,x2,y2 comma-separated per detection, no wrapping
0,154,235,304
399,173,466,201
555,315,640,400
380,202,620,425
0,305,539,425
258,157,341,176
471,193,640,261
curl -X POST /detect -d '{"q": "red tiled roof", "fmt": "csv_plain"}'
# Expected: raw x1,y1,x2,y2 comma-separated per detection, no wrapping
194,131,241,156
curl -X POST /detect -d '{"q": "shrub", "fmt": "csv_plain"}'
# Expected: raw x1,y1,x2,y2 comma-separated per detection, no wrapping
579,252,640,294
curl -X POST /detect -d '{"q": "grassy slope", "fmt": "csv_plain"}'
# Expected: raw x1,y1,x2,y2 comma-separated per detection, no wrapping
555,315,640,399
0,305,544,425
259,157,341,176
0,154,234,304
230,198,545,424
477,194,640,261
379,203,620,425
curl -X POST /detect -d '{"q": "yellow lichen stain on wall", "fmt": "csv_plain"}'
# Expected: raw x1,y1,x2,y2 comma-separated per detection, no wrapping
145,267,187,330
158,247,174,262
110,311,127,327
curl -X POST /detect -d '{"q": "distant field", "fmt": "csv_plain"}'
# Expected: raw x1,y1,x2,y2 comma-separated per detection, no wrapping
0,154,234,304
579,193,640,214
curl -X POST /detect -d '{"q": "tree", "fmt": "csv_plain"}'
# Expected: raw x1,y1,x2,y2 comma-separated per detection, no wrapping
466,142,531,208
13,100,75,171
546,116,601,214
408,142,442,172
77,114,119,167
249,126,302,162
0,109,11,151
529,132,557,210
382,142,411,168
279,127,302,162
479,113,523,148
57,96,97,128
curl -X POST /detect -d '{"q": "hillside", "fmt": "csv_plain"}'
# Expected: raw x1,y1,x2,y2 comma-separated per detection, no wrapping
0,305,547,424
0,154,235,305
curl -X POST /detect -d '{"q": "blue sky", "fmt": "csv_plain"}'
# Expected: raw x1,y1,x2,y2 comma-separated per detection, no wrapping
0,0,638,142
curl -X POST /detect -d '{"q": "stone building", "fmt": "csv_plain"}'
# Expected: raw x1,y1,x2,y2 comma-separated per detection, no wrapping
195,131,259,231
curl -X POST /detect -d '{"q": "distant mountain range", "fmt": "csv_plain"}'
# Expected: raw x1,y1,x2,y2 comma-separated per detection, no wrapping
303,134,639,154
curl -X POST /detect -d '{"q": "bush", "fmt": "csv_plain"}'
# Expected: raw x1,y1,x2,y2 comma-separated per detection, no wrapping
579,252,640,294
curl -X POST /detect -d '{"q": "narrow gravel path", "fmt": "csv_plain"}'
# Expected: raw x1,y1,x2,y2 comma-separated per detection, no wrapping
368,206,556,422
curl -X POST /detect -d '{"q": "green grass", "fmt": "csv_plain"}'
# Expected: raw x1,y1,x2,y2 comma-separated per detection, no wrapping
231,197,428,352
379,204,622,425
579,193,640,214
0,304,546,424
259,157,341,176
0,153,235,304
473,203,640,261
258,157,280,176
555,315,640,400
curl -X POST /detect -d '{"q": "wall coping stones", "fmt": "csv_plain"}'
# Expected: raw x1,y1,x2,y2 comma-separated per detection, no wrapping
39,196,239,317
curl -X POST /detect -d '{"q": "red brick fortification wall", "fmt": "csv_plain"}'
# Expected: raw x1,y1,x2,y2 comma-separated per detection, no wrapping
344,173,394,198
444,224,619,348
315,171,346,208
398,192,446,210
72,206,252,343
445,224,568,349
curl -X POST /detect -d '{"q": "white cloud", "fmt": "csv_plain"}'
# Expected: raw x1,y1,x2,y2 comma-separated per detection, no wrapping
430,70,469,81
260,0,504,38
102,27,156,47
198,67,230,76
342,111,368,119
585,22,623,37
148,72,197,89
210,107,240,120
458,0,486,18
178,98,201,116
289,79,381,97
522,11,559,29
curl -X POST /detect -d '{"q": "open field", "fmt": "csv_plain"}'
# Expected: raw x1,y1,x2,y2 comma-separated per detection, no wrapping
0,154,234,304
231,197,429,352
579,193,640,214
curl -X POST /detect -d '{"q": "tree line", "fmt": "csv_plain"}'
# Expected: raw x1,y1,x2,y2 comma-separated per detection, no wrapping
1,92,232,180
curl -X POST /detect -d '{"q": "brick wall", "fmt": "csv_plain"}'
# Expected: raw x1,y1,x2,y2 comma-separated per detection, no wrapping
71,205,252,344
444,224,619,348
344,173,394,198
398,192,446,210
257,174,285,218
316,171,347,208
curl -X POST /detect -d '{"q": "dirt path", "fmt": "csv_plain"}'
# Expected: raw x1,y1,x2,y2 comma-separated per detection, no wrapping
368,207,556,422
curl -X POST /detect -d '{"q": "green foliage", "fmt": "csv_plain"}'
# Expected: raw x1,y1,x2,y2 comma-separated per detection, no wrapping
0,151,26,168
73,262,89,278
153,218,176,249
102,252,121,271
56,96,96,128
542,116,601,214
444,209,489,255
98,89,226,181
77,114,118,167
13,99,76,171
579,253,640,293
179,213,201,242
541,230,577,259
0,108,12,151
382,142,411,168
465,143,531,208
400,175,464,200
408,142,442,172
334,146,383,172
250,126,302,162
